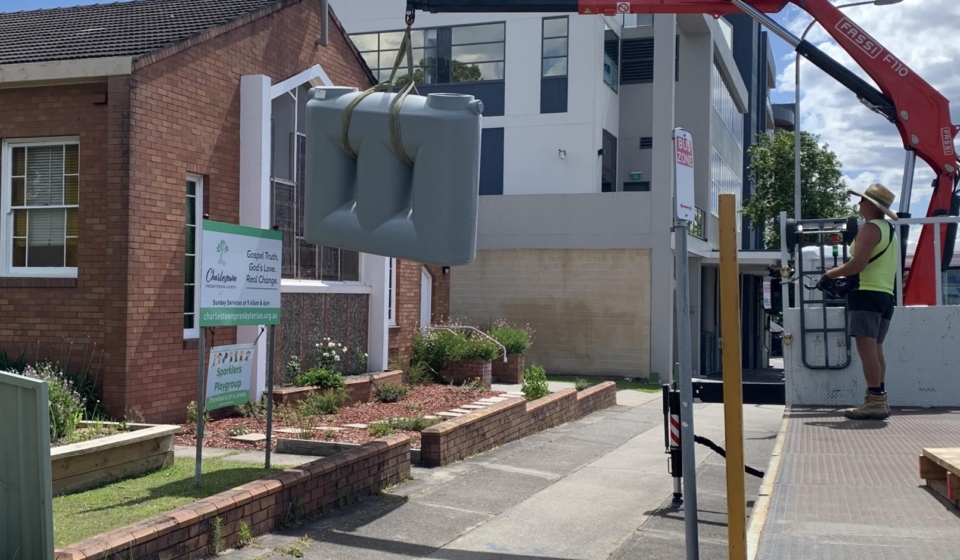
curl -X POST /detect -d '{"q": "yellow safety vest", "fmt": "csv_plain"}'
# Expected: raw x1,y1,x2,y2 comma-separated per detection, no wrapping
850,218,897,295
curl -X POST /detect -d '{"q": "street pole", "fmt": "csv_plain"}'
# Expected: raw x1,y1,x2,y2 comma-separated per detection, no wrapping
265,324,276,469
195,327,205,487
674,218,699,559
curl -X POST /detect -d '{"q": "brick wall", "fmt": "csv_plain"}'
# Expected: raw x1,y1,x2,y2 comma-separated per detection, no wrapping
388,260,451,367
449,249,652,378
119,0,374,422
0,81,129,408
492,353,525,383
54,434,411,560
420,382,617,467
440,359,492,388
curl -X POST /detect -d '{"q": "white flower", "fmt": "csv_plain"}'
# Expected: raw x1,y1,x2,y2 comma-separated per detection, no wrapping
334,355,341,362
328,342,336,348
323,352,330,357
343,348,348,352
315,343,320,348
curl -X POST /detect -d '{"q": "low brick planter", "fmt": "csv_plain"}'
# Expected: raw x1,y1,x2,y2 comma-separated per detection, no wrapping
440,360,492,388
54,434,412,560
492,354,524,384
271,370,405,406
420,381,617,467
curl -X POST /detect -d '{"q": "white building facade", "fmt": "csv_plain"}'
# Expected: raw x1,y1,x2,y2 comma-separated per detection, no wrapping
330,2,751,381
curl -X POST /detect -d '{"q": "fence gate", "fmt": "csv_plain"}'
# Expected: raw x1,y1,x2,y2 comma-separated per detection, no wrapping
0,370,54,560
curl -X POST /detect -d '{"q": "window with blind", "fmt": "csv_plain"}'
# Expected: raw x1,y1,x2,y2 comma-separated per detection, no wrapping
2,138,79,277
184,175,203,339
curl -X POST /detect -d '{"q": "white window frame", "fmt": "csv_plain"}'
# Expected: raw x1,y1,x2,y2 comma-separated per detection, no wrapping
1,136,81,278
184,174,204,339
388,258,397,326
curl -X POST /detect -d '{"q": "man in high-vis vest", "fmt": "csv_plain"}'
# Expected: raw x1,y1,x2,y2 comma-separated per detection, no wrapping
817,184,899,420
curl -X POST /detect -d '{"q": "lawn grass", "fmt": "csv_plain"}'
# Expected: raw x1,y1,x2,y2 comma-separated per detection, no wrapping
53,455,289,548
546,375,663,393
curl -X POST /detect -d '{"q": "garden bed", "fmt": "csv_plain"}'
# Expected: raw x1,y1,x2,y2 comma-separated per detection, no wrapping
176,383,504,451
51,421,181,496
270,370,405,406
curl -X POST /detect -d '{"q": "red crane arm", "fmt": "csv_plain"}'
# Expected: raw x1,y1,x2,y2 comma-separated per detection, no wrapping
409,0,960,304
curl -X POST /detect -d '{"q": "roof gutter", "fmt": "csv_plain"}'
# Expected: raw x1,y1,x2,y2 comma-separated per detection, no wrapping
0,56,132,89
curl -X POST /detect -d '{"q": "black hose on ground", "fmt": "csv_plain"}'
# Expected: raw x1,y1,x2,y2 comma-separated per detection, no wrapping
693,435,766,478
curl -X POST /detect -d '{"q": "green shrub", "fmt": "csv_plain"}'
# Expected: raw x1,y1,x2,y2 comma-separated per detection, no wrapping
412,330,499,373
522,364,550,401
300,388,349,416
575,378,590,391
384,416,442,431
369,423,395,437
487,324,532,355
294,367,345,390
22,362,87,442
406,360,440,385
372,382,409,403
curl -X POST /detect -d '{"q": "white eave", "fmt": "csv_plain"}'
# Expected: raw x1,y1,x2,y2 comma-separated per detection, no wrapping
0,56,132,89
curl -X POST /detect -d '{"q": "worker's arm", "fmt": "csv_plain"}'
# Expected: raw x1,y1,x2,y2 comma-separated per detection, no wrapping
825,222,881,279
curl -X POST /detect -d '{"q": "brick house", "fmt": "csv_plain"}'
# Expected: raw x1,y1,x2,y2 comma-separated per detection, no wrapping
0,0,449,423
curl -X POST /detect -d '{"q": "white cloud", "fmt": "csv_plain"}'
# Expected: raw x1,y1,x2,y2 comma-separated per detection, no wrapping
770,0,960,255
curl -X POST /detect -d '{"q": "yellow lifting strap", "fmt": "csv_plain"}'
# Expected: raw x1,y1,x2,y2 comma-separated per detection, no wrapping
340,26,420,167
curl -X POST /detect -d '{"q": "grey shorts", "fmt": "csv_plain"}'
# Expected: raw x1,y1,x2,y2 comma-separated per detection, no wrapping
846,290,895,343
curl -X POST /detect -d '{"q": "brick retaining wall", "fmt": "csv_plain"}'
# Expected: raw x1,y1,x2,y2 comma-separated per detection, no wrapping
440,360,492,388
420,382,617,467
272,370,405,406
54,434,411,560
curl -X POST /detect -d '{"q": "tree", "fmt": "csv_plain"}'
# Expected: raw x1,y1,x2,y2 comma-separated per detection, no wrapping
741,129,855,249
394,59,482,86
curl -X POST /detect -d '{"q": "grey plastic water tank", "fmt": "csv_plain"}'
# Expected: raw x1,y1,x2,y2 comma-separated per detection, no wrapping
303,87,484,266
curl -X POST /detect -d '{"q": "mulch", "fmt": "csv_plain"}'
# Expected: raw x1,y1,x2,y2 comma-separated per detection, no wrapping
174,383,506,451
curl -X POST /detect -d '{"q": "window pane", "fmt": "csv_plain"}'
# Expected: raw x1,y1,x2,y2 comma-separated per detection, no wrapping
13,239,26,267
361,51,378,69
341,250,360,282
12,177,24,206
542,37,567,58
186,195,196,226
452,43,504,63
380,31,405,50
185,254,195,283
453,61,503,82
542,57,568,77
321,246,340,280
298,240,318,279
65,176,79,205
379,50,400,69
66,238,78,267
66,208,79,237
13,209,27,237
12,146,25,176
543,17,568,38
351,33,378,51
452,23,504,45
65,144,79,175
28,208,65,246
26,146,65,206
184,285,195,314
185,225,195,254
186,179,196,197
184,313,195,329
411,29,437,48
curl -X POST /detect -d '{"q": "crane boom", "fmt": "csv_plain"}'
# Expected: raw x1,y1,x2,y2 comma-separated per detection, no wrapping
408,0,959,305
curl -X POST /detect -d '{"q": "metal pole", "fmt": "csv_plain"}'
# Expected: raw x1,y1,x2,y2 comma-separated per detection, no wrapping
674,218,699,559
194,327,205,487
899,150,917,215
319,0,329,46
794,48,803,222
265,324,276,469
719,194,747,560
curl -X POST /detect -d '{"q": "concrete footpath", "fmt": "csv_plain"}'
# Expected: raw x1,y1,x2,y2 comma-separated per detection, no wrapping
214,387,784,560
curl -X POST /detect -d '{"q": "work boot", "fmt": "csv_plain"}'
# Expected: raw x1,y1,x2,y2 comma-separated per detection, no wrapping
843,391,889,420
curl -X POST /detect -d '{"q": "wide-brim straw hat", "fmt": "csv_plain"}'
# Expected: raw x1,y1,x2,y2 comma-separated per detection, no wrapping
848,183,899,220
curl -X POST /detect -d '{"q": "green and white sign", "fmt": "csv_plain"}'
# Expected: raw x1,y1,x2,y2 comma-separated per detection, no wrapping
205,343,256,411
200,220,282,326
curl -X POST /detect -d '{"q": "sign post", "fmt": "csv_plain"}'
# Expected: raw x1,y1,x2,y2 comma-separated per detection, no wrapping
196,220,282,486
673,127,699,559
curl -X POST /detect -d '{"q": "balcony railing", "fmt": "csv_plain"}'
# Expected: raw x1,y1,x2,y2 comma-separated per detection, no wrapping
689,207,706,240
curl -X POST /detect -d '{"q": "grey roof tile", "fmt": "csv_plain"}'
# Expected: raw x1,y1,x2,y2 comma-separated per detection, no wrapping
0,0,282,65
